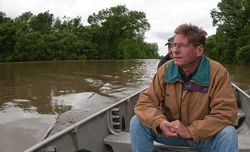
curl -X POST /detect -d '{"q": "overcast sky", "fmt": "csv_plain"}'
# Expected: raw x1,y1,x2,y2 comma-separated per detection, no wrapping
1,0,221,56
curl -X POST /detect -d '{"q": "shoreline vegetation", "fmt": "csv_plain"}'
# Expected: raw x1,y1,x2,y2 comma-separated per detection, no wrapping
0,5,160,63
205,0,250,65
1,1,250,65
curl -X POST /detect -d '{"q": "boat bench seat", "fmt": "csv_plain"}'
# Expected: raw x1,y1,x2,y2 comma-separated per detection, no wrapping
104,131,250,152
235,109,245,126
104,131,204,152
104,109,248,152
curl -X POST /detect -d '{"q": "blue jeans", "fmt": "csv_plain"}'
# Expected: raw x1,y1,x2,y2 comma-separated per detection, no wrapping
130,115,238,152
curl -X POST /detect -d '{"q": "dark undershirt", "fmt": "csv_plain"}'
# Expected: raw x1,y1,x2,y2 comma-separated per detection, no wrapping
178,65,199,84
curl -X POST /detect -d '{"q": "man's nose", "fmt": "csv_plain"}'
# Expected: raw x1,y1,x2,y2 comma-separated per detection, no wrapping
173,47,180,54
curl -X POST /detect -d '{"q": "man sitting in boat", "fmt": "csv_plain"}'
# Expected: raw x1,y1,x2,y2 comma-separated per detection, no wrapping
130,23,239,152
157,36,175,69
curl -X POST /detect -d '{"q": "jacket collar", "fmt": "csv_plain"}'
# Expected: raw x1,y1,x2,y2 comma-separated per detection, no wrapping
164,55,210,86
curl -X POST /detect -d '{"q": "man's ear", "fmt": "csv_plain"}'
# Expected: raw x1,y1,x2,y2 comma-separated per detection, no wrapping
196,45,204,57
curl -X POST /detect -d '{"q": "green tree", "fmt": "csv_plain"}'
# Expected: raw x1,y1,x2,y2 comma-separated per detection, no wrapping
53,16,82,33
142,42,159,59
51,16,93,60
220,38,237,63
87,5,150,59
204,35,216,58
0,7,158,62
208,0,250,64
0,23,16,62
118,38,142,59
211,0,250,38
0,12,12,24
0,12,15,62
14,12,33,34
237,45,250,64
29,11,54,34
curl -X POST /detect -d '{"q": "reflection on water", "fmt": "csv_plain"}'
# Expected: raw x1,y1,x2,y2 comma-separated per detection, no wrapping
0,59,159,152
0,106,56,152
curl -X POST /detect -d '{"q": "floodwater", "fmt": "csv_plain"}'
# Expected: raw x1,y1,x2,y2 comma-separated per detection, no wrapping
0,59,159,152
0,60,249,152
222,63,250,95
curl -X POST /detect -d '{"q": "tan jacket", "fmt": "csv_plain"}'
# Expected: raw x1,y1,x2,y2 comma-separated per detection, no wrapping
134,55,238,142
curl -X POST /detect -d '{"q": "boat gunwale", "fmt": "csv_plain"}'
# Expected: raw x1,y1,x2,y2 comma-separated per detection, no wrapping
231,83,250,100
24,86,149,152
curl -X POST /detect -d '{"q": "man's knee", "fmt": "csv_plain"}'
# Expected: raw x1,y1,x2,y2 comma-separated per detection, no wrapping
130,115,139,128
130,115,151,136
130,115,146,141
210,126,239,151
217,125,238,141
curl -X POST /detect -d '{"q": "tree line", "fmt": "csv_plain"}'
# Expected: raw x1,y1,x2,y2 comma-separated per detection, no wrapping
205,0,250,64
0,5,160,62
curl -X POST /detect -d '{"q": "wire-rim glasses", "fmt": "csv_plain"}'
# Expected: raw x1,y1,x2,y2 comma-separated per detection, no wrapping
171,43,190,50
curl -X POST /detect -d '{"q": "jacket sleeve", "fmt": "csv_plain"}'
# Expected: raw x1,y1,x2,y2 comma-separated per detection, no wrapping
187,64,238,142
134,66,168,134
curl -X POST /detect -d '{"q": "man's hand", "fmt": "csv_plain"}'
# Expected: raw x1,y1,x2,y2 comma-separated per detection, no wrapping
170,120,192,139
159,120,178,138
159,120,192,139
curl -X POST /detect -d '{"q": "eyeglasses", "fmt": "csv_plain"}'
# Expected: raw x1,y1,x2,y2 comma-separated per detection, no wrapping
171,44,190,50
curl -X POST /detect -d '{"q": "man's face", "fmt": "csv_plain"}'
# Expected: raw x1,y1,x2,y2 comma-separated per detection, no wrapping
168,45,173,59
172,34,200,69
